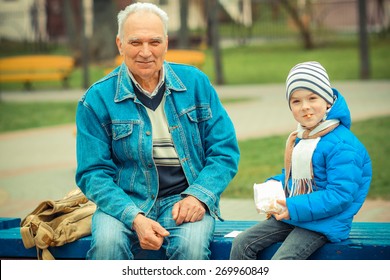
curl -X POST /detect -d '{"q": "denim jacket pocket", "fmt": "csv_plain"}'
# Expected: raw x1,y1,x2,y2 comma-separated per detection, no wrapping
184,105,212,161
185,105,212,123
111,121,140,161
112,122,134,140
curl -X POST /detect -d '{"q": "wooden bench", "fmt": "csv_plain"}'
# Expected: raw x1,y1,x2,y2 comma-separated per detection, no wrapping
106,49,205,74
0,55,75,90
0,218,389,260
164,49,205,69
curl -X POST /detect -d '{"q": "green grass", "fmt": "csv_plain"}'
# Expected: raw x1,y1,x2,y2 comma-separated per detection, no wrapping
351,116,390,200
223,115,390,200
202,38,390,85
0,101,78,132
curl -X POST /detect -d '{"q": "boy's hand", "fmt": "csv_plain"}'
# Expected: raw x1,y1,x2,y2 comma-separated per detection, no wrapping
273,200,290,220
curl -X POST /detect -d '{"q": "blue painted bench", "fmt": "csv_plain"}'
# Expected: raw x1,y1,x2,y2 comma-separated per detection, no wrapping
0,217,389,260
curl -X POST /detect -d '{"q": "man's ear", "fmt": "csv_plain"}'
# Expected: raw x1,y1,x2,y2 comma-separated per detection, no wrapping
116,36,123,55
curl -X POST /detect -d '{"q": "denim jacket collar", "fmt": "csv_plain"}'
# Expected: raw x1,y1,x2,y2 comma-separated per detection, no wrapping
114,62,187,103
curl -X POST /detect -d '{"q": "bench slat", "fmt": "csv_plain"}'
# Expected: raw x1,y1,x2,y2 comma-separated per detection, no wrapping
0,55,74,71
0,73,70,83
0,218,20,230
0,219,389,260
0,55,74,88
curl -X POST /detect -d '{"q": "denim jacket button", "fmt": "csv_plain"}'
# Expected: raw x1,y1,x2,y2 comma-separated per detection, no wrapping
146,131,151,136
148,163,153,168
151,194,155,199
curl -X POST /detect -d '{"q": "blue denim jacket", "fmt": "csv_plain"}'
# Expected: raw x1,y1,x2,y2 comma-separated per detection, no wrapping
75,62,240,227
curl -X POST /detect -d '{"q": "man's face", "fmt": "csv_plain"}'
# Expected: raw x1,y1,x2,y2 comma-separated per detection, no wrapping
116,11,168,86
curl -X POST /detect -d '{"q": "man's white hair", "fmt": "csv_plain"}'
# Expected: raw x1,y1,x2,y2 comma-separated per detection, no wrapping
117,2,169,42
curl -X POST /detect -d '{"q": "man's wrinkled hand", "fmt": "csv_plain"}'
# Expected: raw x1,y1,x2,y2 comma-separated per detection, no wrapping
172,196,206,225
132,214,170,250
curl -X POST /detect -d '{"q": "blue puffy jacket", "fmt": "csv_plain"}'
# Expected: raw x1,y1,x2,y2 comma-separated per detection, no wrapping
271,89,372,242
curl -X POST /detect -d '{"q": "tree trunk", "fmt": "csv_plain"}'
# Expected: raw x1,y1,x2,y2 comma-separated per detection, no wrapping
358,0,370,79
178,0,190,48
279,0,314,49
208,0,224,85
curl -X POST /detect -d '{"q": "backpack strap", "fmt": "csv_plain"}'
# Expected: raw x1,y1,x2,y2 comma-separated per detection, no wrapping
20,222,37,248
37,248,55,260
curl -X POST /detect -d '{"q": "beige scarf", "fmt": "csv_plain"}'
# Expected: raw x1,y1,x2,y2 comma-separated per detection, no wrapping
284,120,339,197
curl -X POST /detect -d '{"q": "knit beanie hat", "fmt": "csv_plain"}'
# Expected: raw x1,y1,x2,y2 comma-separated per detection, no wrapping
286,61,334,108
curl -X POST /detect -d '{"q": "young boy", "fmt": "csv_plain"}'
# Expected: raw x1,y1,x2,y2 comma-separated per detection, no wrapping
230,61,372,260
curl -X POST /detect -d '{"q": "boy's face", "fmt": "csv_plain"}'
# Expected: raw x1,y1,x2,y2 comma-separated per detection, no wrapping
289,89,331,129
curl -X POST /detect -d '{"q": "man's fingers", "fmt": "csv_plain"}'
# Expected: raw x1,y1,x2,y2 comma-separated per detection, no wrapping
139,226,169,250
175,206,188,225
175,204,205,225
140,238,162,250
153,223,170,237
172,202,180,220
133,214,169,250
190,210,205,223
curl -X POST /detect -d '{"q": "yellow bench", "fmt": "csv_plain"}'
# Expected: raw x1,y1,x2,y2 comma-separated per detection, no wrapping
164,49,205,69
0,55,75,89
107,49,205,74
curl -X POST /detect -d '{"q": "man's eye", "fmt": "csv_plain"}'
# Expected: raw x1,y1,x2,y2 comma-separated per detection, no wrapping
151,41,161,46
130,41,141,46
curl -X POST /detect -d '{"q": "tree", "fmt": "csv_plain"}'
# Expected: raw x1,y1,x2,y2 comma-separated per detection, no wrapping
207,0,225,85
90,0,118,61
62,0,118,63
178,0,190,48
358,0,370,79
279,0,314,49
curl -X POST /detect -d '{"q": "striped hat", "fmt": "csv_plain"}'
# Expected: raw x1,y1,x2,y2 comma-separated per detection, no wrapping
286,61,334,108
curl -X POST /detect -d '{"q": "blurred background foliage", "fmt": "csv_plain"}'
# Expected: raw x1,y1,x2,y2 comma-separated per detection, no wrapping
1,0,389,88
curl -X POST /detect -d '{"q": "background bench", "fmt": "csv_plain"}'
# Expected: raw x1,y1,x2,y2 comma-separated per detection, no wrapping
0,55,75,90
0,218,389,260
164,49,205,69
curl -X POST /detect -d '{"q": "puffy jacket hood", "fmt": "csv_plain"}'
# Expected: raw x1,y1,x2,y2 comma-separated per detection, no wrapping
326,88,351,129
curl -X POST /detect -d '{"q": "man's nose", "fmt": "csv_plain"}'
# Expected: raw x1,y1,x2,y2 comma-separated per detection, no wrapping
140,43,152,56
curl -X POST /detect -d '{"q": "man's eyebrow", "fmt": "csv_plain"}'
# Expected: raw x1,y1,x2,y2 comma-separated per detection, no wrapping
127,37,163,43
150,37,163,42
127,37,139,42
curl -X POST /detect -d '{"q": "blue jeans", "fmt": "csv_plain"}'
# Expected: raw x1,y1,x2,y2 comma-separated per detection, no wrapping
230,217,327,260
87,194,215,260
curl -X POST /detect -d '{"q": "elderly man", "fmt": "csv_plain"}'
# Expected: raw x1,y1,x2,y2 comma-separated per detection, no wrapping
75,2,240,260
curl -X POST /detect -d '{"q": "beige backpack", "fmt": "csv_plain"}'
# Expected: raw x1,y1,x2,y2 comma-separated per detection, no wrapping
20,189,96,260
